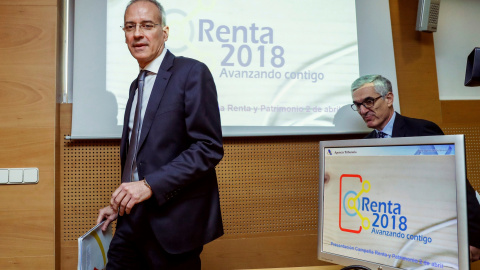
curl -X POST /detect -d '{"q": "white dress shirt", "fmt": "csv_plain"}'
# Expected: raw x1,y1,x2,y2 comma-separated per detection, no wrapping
128,48,168,181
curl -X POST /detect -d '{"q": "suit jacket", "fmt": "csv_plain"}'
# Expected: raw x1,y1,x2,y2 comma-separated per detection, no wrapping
365,112,480,248
120,50,224,254
364,112,444,138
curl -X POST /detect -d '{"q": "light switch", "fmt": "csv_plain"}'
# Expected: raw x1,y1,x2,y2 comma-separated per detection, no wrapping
9,169,23,183
0,169,8,184
23,168,39,183
0,168,39,185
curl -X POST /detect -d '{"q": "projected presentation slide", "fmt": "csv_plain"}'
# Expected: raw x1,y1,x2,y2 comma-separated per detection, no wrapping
106,0,359,128
71,0,397,138
322,145,459,269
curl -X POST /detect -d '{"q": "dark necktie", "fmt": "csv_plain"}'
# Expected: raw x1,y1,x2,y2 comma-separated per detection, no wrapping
122,70,148,183
377,131,388,138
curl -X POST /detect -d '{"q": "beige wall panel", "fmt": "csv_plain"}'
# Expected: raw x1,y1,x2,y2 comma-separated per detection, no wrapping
58,242,77,270
201,235,333,270
0,5,56,129
442,125,480,191
0,6,56,65
0,128,53,167
389,0,442,124
0,257,54,270
59,103,73,130
0,174,54,211
441,100,480,125
0,68,56,127
0,2,57,270
63,237,332,270
0,210,54,256
474,260,480,270
58,104,365,269
0,0,55,6
245,267,342,270
56,1,480,269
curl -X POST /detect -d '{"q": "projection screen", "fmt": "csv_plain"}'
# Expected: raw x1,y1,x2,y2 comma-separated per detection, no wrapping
69,0,399,138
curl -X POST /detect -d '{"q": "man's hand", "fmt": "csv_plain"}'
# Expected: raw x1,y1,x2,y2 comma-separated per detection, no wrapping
471,245,480,262
96,205,118,232
324,172,330,185
110,181,153,216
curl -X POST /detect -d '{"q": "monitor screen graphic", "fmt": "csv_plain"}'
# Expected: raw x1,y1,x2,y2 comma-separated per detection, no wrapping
318,135,469,270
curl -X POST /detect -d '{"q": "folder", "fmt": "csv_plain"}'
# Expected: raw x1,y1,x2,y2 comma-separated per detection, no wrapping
77,221,113,270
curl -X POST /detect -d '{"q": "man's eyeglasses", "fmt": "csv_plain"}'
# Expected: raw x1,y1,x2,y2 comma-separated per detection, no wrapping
122,23,161,33
351,96,383,111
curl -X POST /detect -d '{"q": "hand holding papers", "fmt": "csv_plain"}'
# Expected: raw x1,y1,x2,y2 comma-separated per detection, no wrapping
78,220,113,270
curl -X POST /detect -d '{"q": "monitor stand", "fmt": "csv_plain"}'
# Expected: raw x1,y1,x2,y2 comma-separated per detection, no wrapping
341,266,372,270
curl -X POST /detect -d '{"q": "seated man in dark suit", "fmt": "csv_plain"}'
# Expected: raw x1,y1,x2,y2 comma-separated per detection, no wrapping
350,74,480,261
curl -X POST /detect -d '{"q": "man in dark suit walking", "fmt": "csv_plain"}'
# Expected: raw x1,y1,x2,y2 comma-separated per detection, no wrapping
350,74,480,261
96,0,224,269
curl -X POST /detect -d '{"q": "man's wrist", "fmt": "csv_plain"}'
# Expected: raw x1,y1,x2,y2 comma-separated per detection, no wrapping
142,179,152,191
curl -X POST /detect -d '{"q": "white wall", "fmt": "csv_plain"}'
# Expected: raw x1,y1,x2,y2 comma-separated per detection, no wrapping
434,0,480,100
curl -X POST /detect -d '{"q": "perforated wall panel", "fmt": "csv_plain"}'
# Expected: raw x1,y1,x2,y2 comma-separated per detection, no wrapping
60,129,480,242
61,137,120,241
443,126,480,188
60,134,362,241
218,136,321,237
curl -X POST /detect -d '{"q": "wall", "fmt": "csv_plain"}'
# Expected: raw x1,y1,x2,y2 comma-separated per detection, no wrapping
0,0,57,269
0,0,479,269
434,0,480,101
390,0,480,127
57,1,480,270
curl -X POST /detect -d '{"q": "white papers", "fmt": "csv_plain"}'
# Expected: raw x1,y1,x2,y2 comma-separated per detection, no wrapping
78,221,113,270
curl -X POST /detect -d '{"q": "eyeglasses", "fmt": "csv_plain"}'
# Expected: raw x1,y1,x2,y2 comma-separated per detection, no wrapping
351,96,383,111
122,22,161,33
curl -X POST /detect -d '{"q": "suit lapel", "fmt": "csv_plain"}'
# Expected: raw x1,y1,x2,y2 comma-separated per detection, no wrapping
391,112,407,138
138,50,174,150
365,130,377,138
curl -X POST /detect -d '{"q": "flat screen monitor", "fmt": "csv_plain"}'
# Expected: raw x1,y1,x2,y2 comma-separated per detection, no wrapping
318,135,470,270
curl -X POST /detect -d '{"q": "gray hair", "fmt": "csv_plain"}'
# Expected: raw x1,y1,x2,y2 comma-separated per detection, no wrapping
351,74,392,97
125,0,166,27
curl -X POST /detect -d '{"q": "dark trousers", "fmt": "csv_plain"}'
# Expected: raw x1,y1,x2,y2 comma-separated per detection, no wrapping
107,216,202,270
